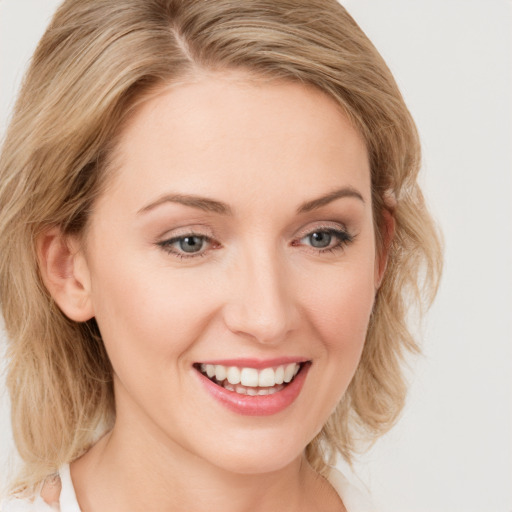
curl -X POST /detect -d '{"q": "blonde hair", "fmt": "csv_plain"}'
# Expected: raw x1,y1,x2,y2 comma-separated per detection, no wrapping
0,0,442,492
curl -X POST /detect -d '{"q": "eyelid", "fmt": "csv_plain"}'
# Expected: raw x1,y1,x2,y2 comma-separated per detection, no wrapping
294,221,349,239
156,223,215,239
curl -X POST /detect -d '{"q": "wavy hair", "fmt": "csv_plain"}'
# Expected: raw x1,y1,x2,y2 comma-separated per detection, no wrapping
0,0,442,492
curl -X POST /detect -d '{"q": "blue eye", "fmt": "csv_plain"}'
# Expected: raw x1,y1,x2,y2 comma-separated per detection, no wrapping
158,227,353,260
176,236,206,253
298,228,353,253
158,234,212,258
307,231,333,248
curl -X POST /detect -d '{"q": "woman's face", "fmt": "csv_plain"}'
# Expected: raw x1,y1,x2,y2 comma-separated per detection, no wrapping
79,73,381,474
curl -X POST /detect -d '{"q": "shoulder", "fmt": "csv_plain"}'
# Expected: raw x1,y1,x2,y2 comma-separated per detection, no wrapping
1,495,58,512
327,467,376,512
1,474,61,512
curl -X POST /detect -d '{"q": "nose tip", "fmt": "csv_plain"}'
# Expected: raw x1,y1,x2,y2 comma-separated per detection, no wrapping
222,256,299,345
223,302,293,345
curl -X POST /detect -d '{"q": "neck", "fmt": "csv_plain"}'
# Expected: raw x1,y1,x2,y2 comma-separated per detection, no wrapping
70,422,339,512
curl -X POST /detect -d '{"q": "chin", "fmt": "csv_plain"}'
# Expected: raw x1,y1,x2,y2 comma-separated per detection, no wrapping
188,427,314,476
216,451,302,476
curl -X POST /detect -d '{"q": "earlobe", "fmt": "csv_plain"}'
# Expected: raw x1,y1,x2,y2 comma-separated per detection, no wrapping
375,208,395,289
37,227,94,322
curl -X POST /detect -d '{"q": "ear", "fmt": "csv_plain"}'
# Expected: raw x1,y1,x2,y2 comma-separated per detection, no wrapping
375,208,395,289
37,227,94,322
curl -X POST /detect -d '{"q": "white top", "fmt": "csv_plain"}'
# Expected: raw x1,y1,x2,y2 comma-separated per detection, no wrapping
1,464,375,512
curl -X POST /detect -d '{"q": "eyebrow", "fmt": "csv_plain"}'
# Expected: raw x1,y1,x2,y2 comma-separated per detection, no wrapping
138,186,364,216
138,193,233,215
296,186,365,213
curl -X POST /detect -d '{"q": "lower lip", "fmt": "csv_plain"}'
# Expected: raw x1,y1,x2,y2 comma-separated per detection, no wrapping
196,363,310,416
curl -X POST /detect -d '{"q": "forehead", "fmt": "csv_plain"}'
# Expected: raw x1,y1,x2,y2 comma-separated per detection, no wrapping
96,73,371,218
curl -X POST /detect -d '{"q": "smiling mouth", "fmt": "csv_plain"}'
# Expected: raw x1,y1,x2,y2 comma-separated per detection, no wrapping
193,362,307,396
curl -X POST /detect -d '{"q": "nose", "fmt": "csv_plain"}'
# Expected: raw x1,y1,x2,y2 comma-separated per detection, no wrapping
221,247,300,345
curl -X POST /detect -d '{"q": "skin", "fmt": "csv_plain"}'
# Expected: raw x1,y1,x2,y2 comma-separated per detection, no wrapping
40,71,389,512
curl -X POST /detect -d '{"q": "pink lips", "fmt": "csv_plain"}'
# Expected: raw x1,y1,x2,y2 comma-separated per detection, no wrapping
195,359,311,416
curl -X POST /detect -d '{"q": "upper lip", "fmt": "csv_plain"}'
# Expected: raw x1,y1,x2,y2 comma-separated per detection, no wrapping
195,357,310,369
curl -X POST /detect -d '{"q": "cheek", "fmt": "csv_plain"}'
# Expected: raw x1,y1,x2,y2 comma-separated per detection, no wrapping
290,259,376,435
87,253,213,374
302,259,376,349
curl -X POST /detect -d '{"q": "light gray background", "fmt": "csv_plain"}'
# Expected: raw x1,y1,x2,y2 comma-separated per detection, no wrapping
1,1,511,511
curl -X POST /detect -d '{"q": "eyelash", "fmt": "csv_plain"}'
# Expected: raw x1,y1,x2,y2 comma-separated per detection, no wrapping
157,234,216,260
157,227,354,260
294,227,354,255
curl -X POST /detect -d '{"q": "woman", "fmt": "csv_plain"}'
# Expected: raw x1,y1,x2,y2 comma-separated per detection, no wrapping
0,0,442,510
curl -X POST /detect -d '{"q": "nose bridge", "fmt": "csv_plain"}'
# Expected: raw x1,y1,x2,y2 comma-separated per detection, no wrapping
223,242,298,344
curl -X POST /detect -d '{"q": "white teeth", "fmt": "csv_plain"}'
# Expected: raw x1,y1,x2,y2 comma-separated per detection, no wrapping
258,367,275,387
199,362,303,388
275,365,285,385
226,366,241,385
240,367,259,387
206,364,216,378
284,363,297,383
214,365,226,381
235,385,248,395
221,380,285,396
